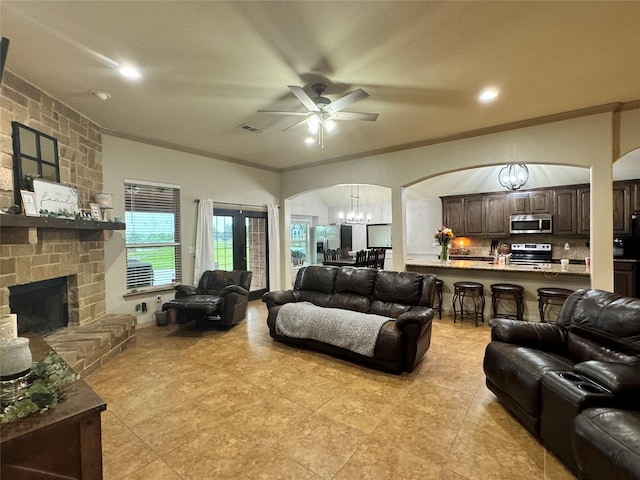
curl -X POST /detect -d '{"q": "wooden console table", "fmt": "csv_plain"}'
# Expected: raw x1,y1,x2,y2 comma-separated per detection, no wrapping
0,337,106,479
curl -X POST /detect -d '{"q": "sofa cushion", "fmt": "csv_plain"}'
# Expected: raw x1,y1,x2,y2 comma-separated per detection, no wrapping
374,271,422,304
573,408,640,480
370,300,412,319
329,293,370,313
484,342,574,417
297,266,338,294
299,290,332,307
559,290,640,356
334,267,377,296
566,331,640,365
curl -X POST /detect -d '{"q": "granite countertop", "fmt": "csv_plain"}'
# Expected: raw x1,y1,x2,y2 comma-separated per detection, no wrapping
405,258,591,276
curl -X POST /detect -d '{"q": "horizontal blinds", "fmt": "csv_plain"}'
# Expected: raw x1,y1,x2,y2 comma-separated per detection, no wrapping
125,181,181,290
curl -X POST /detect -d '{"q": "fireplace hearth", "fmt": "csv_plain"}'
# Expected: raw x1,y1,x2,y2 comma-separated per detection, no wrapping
9,277,69,336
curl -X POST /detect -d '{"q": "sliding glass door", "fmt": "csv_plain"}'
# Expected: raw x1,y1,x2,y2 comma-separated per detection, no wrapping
213,209,268,300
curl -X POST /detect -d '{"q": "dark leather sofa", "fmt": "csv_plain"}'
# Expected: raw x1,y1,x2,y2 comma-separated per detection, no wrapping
162,270,252,327
483,289,640,476
262,265,436,374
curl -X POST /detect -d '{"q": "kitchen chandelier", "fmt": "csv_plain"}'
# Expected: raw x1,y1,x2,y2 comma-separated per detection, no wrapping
337,185,372,224
498,164,529,191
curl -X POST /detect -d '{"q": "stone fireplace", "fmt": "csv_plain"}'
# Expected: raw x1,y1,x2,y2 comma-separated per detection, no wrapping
1,71,106,326
9,276,69,335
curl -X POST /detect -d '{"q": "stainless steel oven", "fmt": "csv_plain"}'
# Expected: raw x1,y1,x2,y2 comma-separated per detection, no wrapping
510,214,553,234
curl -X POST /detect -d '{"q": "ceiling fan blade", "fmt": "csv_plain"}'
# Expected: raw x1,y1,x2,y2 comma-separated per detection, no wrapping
288,85,320,112
282,118,309,132
324,88,369,114
331,112,379,121
258,110,310,116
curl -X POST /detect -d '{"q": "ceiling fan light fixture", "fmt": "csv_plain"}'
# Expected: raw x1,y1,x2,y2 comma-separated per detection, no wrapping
479,87,499,103
118,65,142,80
304,136,316,145
324,118,336,132
307,115,320,134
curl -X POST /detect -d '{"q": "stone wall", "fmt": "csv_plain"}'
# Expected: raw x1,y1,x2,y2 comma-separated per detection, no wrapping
0,71,106,325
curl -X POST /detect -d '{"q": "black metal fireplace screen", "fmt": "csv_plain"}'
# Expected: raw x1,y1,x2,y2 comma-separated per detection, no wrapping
9,277,69,335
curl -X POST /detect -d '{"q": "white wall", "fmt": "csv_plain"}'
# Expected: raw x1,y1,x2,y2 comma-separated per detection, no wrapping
406,198,442,255
101,136,279,323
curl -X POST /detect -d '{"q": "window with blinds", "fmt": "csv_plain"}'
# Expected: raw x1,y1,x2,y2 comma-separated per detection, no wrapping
124,180,181,290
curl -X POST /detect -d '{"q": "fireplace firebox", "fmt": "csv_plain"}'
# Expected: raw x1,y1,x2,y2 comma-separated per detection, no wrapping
9,277,69,335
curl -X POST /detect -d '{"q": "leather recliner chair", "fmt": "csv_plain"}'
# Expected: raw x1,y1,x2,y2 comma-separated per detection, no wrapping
162,270,253,327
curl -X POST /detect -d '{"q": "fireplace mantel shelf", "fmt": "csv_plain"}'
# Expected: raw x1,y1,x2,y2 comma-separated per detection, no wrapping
1,215,125,244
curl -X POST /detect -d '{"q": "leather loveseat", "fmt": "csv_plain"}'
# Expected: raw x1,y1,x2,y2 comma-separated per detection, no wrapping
483,289,640,475
262,265,436,374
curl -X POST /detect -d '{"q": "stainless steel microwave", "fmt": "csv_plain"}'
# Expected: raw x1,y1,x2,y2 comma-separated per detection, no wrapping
509,214,553,234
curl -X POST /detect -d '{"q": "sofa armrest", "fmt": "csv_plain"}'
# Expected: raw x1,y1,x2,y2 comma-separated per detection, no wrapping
490,318,566,351
221,285,249,296
262,290,297,310
174,285,202,297
575,361,640,396
396,306,434,330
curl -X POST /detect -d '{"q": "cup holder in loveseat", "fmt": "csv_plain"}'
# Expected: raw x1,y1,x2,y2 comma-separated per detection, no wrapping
559,372,583,382
577,382,605,394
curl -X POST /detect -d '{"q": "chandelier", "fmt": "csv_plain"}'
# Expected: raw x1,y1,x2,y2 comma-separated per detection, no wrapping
337,185,371,224
498,164,529,191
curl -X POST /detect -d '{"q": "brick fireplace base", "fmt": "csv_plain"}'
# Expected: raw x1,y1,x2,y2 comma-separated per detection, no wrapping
43,314,136,378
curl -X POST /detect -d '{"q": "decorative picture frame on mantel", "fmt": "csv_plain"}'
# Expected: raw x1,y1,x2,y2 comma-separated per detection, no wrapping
20,190,39,217
89,203,102,221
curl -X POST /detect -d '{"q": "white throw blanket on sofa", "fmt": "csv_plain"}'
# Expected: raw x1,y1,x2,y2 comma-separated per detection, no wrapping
275,301,391,357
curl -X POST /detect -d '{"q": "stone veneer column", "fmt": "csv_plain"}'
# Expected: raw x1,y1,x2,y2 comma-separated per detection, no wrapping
0,71,107,325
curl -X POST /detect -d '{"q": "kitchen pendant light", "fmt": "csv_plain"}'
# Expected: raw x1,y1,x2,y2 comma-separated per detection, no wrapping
498,164,529,191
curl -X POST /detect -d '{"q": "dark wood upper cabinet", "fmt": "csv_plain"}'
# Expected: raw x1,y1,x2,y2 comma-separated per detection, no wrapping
485,193,509,236
530,190,552,214
442,196,465,236
613,183,632,236
553,188,578,235
577,187,590,236
464,195,485,236
508,190,551,215
509,192,530,215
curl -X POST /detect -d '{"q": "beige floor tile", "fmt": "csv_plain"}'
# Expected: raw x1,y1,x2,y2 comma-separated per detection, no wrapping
123,459,182,480
224,394,313,446
315,385,395,433
275,412,367,478
400,382,474,425
227,448,322,479
162,420,272,479
444,426,545,480
333,438,442,480
544,450,577,480
101,411,158,480
370,405,461,466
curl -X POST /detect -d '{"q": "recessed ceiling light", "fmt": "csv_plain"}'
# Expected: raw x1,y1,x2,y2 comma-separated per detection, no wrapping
118,65,141,80
479,88,499,103
304,137,316,145
91,90,112,101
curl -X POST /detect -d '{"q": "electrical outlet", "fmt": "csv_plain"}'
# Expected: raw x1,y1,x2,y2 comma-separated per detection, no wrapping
156,295,162,302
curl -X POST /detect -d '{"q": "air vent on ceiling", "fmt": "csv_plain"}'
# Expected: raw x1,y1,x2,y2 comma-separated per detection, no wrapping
238,124,262,134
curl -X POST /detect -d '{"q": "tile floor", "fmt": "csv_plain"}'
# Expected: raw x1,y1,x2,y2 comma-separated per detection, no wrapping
85,300,576,480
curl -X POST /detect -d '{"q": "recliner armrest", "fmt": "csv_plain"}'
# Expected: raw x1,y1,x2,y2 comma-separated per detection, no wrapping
490,318,566,351
262,290,297,310
396,306,434,329
575,361,640,396
175,285,202,297
221,285,249,296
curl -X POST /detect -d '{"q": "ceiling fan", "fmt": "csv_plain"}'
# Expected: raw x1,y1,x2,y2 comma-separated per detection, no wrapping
258,83,379,147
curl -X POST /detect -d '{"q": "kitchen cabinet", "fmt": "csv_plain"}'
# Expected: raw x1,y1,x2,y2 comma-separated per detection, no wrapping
613,182,632,236
484,193,509,236
464,195,485,236
577,187,590,236
509,190,551,215
553,188,578,235
442,196,465,236
614,261,637,298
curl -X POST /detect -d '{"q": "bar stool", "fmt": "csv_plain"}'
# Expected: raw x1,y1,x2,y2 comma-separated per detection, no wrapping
452,281,485,326
432,278,444,319
490,283,525,320
537,287,574,323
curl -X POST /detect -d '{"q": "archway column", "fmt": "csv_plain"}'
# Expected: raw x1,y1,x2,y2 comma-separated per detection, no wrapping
590,163,614,291
391,186,407,272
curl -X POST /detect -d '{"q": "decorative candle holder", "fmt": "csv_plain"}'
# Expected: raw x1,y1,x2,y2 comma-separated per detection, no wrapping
94,193,113,221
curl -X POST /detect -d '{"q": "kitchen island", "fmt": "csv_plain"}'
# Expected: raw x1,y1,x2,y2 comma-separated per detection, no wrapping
406,257,591,322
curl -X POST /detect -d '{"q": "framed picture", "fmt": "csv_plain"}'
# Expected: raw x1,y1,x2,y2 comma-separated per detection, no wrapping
20,190,39,217
32,178,79,218
80,208,93,220
89,203,102,221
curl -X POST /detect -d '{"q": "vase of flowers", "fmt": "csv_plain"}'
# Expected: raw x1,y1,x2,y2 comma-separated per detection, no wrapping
434,226,455,262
